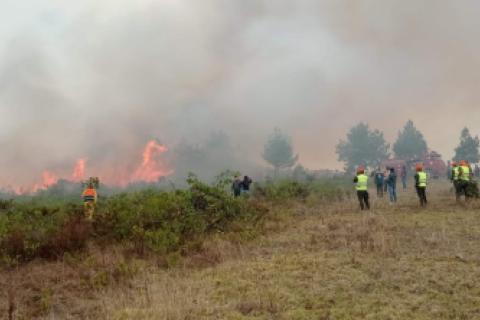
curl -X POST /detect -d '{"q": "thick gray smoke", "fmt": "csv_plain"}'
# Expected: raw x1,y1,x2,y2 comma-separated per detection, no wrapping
1,0,480,188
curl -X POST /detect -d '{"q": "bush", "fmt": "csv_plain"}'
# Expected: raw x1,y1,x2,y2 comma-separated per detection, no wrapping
0,203,88,262
0,175,347,265
253,177,350,203
0,174,268,265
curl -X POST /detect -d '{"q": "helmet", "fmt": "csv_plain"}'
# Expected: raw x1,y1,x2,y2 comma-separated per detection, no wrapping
460,160,467,166
451,161,457,167
415,163,423,172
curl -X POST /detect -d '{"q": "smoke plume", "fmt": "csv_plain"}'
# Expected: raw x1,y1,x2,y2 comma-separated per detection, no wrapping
1,0,480,190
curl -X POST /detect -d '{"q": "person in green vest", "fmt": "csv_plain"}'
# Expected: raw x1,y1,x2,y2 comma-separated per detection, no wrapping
458,160,472,200
414,164,428,207
353,166,370,210
450,161,461,201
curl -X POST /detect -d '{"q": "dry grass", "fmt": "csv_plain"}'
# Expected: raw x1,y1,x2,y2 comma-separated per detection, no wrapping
3,182,480,319
98,182,480,320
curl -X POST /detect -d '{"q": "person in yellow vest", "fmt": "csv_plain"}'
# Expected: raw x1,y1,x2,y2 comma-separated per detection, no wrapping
450,161,460,201
458,160,472,200
414,164,428,207
353,166,370,210
82,181,98,220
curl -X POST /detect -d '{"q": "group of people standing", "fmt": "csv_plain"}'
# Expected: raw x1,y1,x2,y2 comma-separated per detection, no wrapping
372,166,408,203
232,175,253,197
354,164,428,210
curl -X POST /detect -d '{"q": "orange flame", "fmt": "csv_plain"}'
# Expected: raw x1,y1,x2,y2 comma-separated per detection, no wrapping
6,140,173,194
131,140,172,183
42,171,59,188
31,171,59,193
72,158,87,182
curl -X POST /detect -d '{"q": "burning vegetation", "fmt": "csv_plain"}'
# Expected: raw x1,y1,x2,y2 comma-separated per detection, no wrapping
4,140,172,195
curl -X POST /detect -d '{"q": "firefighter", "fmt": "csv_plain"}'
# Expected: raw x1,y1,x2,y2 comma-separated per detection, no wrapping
353,166,370,210
82,178,98,220
414,164,428,207
458,160,472,200
451,161,460,201
464,161,479,198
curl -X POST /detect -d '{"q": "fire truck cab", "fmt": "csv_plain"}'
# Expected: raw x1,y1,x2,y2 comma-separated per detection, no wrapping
419,151,447,179
379,151,447,179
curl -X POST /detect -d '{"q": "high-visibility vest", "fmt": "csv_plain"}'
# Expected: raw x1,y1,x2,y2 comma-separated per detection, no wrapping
452,167,460,181
83,188,97,202
356,174,368,191
418,171,427,187
460,166,471,181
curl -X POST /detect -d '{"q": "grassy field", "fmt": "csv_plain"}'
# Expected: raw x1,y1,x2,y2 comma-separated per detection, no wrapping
3,180,480,319
97,182,480,320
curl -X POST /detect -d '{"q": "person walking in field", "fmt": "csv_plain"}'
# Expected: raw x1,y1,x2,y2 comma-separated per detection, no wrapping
451,161,461,201
241,175,253,195
414,164,428,207
401,165,407,190
383,168,389,193
386,167,397,203
82,179,98,220
232,175,243,197
373,167,384,198
353,166,370,210
464,161,480,198
458,160,472,200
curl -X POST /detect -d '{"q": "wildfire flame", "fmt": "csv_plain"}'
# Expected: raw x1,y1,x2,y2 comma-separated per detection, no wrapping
132,140,172,183
8,140,172,194
72,158,87,182
31,171,59,193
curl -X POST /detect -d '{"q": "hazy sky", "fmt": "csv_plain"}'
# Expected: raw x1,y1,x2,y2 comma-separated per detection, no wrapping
1,0,480,187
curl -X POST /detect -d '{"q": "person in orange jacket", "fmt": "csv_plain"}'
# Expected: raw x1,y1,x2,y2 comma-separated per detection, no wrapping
82,181,98,220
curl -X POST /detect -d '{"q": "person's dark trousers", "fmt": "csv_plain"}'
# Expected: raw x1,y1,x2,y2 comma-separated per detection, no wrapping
388,185,397,202
453,181,461,201
402,177,407,190
357,191,370,210
376,184,383,197
459,181,470,200
416,186,427,207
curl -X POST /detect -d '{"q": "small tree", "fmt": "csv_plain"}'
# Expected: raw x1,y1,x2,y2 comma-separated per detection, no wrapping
454,127,480,163
336,123,390,172
263,128,298,175
393,120,428,160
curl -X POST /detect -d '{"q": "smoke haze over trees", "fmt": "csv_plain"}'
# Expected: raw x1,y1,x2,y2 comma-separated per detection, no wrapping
336,123,390,172
2,1,480,188
393,120,428,161
453,128,480,164
263,128,298,176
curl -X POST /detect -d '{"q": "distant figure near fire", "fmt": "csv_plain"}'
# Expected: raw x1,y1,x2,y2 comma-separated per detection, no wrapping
82,177,99,220
242,175,253,195
232,175,242,197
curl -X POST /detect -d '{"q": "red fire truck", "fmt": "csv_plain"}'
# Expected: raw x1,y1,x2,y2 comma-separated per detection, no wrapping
380,151,447,179
420,151,447,179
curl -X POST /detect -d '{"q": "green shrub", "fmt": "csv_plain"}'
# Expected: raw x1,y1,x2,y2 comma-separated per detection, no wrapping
0,174,268,264
254,177,350,203
0,175,348,266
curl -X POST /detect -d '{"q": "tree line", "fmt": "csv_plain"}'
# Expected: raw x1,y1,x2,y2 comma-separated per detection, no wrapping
335,121,480,172
261,121,480,174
